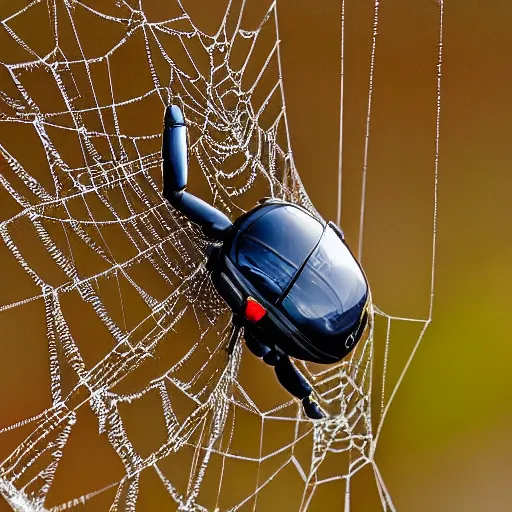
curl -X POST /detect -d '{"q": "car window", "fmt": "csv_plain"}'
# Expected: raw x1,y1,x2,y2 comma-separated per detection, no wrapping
281,226,368,339
245,206,323,267
235,205,323,302
236,236,297,302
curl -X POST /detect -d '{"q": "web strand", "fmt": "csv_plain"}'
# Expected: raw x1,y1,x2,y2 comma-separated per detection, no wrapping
357,0,380,263
374,0,444,447
336,0,346,228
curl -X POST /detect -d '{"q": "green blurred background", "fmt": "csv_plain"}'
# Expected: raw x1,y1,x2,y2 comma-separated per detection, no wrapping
1,0,511,510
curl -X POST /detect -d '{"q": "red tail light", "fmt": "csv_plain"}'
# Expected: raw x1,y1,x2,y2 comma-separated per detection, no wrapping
244,297,266,322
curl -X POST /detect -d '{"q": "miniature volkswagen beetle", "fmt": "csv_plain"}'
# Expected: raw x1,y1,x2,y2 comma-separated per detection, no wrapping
162,105,370,419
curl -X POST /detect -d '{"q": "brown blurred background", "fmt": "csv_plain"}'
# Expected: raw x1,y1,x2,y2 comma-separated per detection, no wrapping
1,0,512,511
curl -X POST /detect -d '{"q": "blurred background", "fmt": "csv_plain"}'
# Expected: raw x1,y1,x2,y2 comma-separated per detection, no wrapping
278,0,512,510
0,0,511,511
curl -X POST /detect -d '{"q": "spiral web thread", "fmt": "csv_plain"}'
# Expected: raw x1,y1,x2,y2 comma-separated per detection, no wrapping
0,1,443,510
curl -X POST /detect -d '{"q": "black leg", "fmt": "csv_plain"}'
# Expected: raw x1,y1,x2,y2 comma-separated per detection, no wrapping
162,105,233,241
244,330,272,358
244,332,325,420
274,355,311,400
274,357,325,419
227,323,241,355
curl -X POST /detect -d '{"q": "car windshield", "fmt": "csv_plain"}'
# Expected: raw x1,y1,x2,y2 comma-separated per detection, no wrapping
280,226,368,339
236,205,323,302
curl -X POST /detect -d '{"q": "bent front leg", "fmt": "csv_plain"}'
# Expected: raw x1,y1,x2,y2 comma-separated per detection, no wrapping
162,105,233,241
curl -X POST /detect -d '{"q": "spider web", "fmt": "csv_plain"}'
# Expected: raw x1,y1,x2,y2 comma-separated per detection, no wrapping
0,1,444,510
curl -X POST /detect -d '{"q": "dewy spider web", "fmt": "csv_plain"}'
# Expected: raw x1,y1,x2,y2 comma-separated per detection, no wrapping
0,0,444,510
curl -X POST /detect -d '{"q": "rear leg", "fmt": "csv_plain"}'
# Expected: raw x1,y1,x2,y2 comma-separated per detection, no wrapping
244,331,325,419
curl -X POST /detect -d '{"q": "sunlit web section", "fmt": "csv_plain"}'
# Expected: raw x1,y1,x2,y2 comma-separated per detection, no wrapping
0,0,443,511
